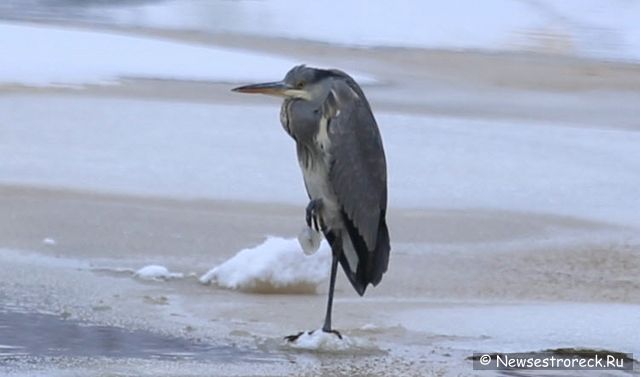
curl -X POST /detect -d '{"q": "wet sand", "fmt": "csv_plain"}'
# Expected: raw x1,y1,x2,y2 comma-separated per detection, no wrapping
2,22,640,377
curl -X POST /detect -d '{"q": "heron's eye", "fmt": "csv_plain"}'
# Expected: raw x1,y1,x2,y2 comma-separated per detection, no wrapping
295,81,304,89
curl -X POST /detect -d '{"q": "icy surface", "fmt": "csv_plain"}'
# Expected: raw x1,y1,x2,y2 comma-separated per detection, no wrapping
0,248,88,270
200,237,330,294
1,96,639,230
0,22,372,87
397,303,640,355
134,265,183,281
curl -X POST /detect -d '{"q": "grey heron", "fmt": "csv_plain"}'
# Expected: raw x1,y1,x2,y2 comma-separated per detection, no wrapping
232,65,390,340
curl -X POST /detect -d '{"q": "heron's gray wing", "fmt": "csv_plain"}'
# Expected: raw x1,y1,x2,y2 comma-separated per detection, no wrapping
326,82,387,250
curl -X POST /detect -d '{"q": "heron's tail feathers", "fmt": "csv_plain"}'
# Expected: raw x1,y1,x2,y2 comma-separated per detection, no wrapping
369,216,390,286
331,211,390,296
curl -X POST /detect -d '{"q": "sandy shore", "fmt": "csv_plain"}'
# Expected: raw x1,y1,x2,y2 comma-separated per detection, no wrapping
2,21,640,377
2,183,638,304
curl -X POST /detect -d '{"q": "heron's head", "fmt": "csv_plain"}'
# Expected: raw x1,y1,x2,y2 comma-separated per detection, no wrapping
232,65,333,103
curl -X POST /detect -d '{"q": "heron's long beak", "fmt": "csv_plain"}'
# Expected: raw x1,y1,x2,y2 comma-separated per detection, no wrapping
231,81,290,96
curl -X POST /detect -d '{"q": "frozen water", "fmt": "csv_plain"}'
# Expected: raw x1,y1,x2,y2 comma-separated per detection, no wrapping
397,302,640,355
0,310,269,361
0,248,87,270
1,96,639,231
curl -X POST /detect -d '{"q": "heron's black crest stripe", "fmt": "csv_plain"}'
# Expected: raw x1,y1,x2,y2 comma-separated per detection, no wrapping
311,69,336,82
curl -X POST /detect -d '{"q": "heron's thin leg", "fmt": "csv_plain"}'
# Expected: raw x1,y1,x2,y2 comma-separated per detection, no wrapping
285,230,341,343
322,237,342,334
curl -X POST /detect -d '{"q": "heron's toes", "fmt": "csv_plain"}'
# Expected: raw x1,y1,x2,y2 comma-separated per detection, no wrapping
313,215,321,232
284,331,307,342
305,199,324,231
284,329,343,343
305,207,312,228
321,328,343,339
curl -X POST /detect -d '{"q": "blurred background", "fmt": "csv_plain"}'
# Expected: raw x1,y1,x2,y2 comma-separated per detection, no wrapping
1,0,640,60
1,1,639,376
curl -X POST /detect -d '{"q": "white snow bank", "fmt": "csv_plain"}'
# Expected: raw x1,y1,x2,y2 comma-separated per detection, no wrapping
200,237,330,294
134,265,183,281
110,0,640,61
0,22,373,87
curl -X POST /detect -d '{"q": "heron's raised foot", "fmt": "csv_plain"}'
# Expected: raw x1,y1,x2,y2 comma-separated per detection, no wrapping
305,199,324,232
284,328,343,343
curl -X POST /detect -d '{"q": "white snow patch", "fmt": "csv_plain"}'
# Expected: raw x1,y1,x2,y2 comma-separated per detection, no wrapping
42,238,57,246
200,237,330,294
0,22,374,87
0,345,24,350
285,329,358,352
297,227,322,255
134,265,183,281
90,266,136,274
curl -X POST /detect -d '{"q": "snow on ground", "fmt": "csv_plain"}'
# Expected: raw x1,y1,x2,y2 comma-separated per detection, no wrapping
199,237,330,294
134,265,183,281
1,96,639,231
100,0,640,61
0,22,372,87
285,330,357,352
41,238,57,246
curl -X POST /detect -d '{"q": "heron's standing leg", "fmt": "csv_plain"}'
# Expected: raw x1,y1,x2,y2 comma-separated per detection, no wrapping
322,234,343,338
284,202,342,341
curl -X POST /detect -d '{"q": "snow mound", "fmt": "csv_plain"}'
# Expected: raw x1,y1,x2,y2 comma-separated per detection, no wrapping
0,22,337,87
285,330,357,352
199,237,330,294
42,238,57,246
134,265,183,281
